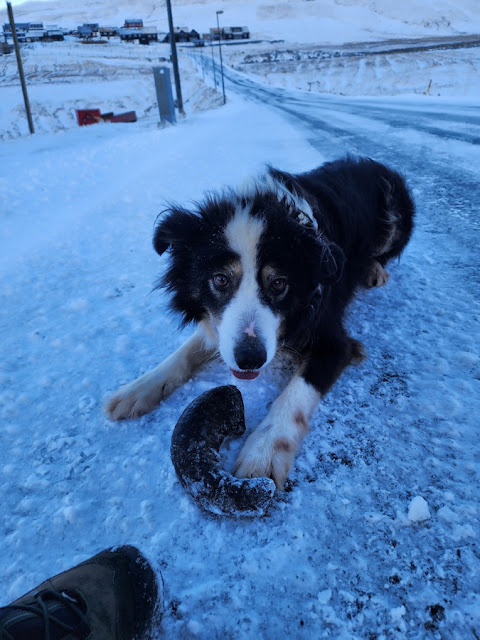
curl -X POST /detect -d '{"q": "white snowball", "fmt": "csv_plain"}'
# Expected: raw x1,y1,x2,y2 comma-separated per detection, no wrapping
408,496,431,522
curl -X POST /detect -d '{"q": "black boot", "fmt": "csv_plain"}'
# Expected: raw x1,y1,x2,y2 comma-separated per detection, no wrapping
0,545,161,640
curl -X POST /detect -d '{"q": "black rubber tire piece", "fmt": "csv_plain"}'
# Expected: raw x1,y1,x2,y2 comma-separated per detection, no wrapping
170,385,276,517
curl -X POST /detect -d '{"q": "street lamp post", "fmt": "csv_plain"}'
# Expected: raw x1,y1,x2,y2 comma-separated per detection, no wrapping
210,39,217,89
216,10,226,105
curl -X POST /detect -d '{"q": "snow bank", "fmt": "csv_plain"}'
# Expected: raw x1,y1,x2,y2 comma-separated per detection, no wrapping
0,40,222,140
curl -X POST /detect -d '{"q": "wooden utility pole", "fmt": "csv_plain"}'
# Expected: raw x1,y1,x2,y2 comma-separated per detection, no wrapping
216,11,226,105
7,1,34,134
165,0,185,116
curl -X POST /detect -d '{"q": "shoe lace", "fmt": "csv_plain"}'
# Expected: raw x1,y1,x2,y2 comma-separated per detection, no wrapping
0,589,89,640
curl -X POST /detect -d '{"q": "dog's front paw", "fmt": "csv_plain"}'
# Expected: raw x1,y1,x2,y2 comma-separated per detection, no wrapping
233,425,297,490
106,386,159,421
106,378,175,421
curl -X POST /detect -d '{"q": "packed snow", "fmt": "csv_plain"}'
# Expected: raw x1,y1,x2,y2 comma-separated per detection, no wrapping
1,1,480,638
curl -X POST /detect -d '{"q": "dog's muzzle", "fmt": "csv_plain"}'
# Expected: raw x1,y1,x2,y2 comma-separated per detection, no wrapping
232,335,267,379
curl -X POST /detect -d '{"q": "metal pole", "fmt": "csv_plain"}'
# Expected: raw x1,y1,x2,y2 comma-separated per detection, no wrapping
216,11,226,105
210,41,217,88
165,0,185,116
7,1,34,134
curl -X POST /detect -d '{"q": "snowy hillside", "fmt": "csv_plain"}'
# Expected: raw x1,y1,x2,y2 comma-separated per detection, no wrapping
2,0,480,45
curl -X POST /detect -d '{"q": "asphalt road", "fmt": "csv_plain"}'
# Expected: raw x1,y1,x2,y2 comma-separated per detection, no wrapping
225,66,480,143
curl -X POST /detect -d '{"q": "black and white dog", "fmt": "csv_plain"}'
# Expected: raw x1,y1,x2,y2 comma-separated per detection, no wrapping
107,156,414,489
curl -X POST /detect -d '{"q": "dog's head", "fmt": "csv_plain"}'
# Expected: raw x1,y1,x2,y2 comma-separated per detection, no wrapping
153,169,344,379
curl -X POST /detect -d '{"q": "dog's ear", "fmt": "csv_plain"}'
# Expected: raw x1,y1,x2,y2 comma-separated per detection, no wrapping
290,219,345,285
153,208,201,256
268,166,319,232
268,167,304,197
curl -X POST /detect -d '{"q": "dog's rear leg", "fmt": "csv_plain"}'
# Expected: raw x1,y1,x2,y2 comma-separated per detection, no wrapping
106,323,215,421
365,259,390,288
348,337,367,365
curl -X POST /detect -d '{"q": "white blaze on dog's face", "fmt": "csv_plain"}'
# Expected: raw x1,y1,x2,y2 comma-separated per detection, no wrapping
216,206,280,380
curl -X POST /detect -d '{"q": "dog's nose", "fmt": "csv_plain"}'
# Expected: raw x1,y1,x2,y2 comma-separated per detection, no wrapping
233,336,267,371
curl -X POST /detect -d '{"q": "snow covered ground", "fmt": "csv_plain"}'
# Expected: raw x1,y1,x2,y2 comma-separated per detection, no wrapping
2,35,480,142
221,36,480,97
2,0,480,139
0,40,222,140
1,4,480,638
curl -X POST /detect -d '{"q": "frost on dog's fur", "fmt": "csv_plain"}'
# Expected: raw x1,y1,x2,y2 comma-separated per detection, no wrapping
240,169,319,233
107,156,415,489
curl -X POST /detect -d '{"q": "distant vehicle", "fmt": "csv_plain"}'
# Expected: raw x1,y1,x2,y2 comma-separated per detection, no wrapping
191,37,205,47
222,26,250,40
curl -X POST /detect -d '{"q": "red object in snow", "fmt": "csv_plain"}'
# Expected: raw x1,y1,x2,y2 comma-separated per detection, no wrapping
107,111,137,123
76,109,137,126
76,109,102,126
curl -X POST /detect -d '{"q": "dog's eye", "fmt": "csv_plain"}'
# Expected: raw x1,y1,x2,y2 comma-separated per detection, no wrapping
213,274,230,289
270,277,287,294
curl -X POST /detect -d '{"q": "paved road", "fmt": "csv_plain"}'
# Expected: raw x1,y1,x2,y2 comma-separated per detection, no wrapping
225,67,480,145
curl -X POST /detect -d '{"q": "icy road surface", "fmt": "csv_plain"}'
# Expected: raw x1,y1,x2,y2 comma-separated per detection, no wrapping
1,61,479,638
